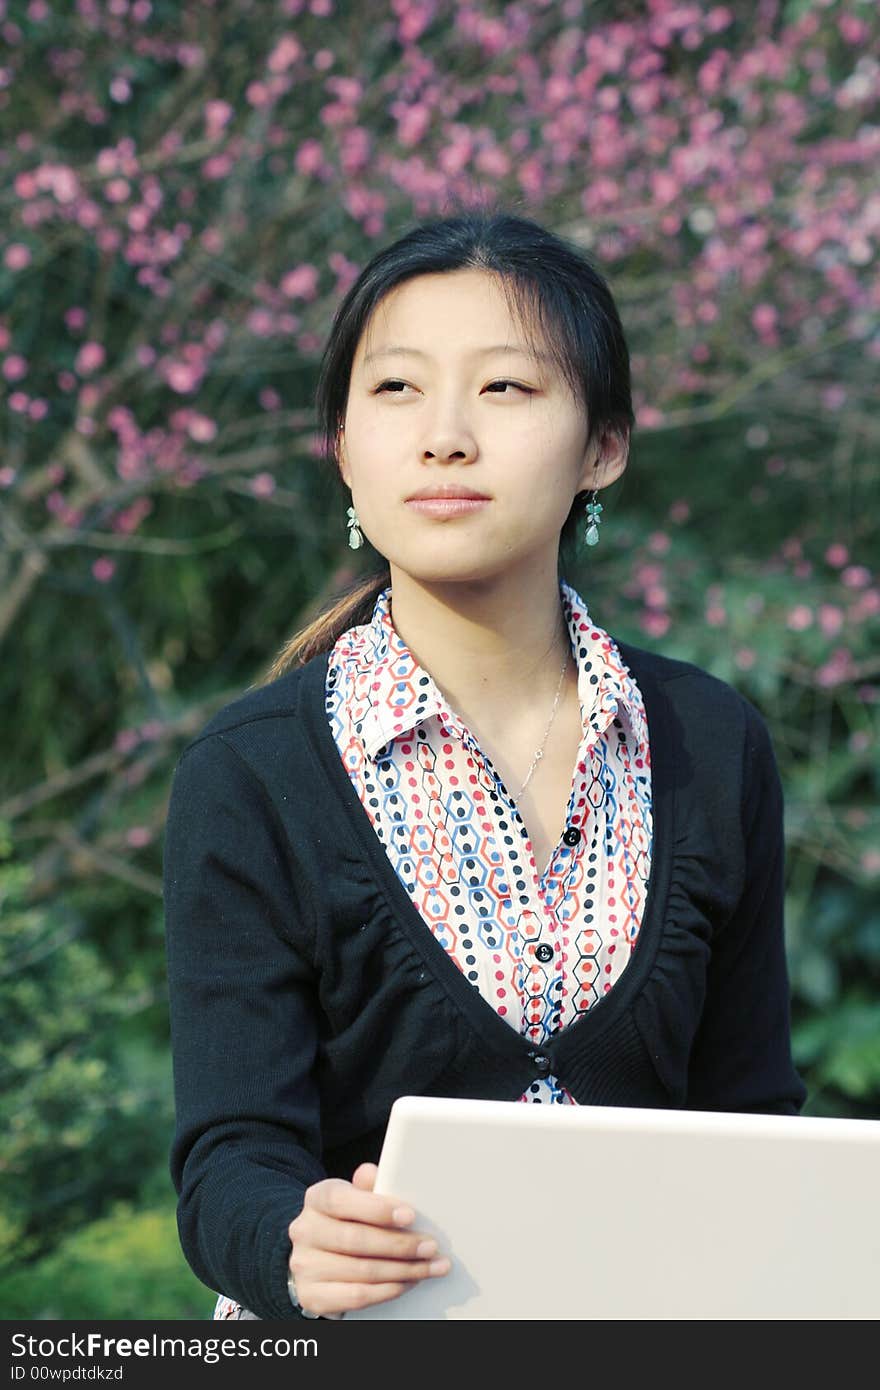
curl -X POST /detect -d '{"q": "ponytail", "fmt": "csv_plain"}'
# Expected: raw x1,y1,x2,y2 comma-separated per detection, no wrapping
260,565,391,685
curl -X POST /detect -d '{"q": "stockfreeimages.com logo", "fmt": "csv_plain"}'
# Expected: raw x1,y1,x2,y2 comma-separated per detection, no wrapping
11,1331,318,1369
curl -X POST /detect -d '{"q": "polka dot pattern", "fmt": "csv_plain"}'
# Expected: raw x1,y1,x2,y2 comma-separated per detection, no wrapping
324,580,653,1107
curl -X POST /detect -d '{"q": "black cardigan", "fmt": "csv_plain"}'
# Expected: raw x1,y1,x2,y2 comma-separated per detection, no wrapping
162,640,807,1319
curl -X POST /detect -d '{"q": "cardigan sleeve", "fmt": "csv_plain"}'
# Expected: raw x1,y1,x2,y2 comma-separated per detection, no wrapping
162,732,326,1319
685,696,807,1115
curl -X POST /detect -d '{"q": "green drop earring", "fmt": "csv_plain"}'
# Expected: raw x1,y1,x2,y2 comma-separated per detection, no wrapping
347,505,363,550
584,490,603,547
338,426,364,550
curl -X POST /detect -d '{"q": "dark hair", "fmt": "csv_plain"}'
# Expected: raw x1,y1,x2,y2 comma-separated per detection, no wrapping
263,203,633,682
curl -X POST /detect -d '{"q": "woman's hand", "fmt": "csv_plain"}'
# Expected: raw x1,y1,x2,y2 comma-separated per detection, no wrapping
287,1161,451,1317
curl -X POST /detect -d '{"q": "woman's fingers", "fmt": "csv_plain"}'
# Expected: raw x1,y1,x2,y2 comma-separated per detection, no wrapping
300,1175,417,1231
350,1162,379,1190
296,1279,422,1315
297,1207,440,1261
290,1246,451,1287
288,1173,451,1317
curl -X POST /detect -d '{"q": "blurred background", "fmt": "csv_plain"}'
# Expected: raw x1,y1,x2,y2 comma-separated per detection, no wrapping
1,0,878,1319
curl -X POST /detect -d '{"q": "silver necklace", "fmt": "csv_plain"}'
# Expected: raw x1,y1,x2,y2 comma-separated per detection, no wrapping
512,645,571,804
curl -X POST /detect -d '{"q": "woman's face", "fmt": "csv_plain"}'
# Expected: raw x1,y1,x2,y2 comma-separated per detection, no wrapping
338,268,619,586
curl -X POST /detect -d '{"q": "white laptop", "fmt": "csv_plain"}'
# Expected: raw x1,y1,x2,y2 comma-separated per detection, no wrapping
345,1094,880,1320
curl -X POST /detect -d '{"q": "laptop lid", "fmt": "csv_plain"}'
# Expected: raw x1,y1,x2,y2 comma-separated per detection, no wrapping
345,1094,880,1320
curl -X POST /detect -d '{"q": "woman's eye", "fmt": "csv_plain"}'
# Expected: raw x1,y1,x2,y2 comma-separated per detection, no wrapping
485,380,533,394
374,380,410,393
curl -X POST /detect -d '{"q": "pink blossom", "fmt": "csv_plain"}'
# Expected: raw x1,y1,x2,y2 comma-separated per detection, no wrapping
259,387,281,410
752,303,777,333
200,228,223,254
395,103,431,148
251,472,276,498
186,413,217,442
4,243,31,270
825,543,849,568
635,562,663,587
2,354,27,381
786,605,813,631
705,605,727,627
295,139,325,175
861,850,880,878
851,590,880,621
126,826,153,847
245,81,272,108
202,154,233,180
639,610,670,637
280,263,319,300
9,392,29,413
204,99,234,137
247,308,276,337
651,171,679,205
105,177,130,203
644,585,668,609
14,170,38,198
114,498,153,534
841,565,871,589
75,341,106,375
734,648,756,670
267,34,303,72
815,647,854,688
647,531,670,555
92,557,116,583
116,728,139,761
668,500,690,523
165,361,204,393
838,15,869,44
340,126,371,175
818,604,844,637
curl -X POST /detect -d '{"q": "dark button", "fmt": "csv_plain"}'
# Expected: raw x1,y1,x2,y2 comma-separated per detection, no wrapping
562,825,581,846
535,943,554,963
530,1052,552,1074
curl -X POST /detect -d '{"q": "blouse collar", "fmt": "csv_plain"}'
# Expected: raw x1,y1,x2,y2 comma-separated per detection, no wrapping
340,579,648,762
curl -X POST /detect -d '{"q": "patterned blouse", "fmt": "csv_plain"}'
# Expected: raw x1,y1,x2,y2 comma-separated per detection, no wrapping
213,577,652,1319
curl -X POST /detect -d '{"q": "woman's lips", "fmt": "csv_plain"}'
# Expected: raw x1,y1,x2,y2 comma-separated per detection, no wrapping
404,497,490,516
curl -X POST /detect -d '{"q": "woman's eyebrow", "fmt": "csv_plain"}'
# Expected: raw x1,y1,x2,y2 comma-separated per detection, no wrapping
362,344,553,366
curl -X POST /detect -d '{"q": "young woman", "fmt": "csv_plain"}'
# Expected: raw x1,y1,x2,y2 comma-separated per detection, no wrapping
163,209,806,1322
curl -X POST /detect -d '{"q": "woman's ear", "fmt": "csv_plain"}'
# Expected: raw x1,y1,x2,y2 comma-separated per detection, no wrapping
579,425,629,493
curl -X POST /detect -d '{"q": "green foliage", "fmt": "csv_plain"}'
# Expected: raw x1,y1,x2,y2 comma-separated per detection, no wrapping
0,842,174,1275
0,1202,208,1321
